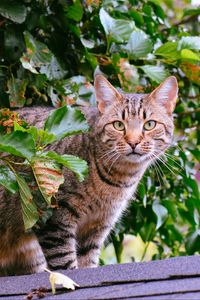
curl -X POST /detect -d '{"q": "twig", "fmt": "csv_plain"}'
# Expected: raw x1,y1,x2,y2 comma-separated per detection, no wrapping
182,94,200,99
161,14,198,32
179,108,200,116
174,14,198,26
0,20,6,27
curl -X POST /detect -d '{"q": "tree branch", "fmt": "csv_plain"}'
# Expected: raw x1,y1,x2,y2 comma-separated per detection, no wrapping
179,108,200,116
161,14,198,32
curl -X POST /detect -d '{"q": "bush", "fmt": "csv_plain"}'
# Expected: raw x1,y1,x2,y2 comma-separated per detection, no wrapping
0,0,199,261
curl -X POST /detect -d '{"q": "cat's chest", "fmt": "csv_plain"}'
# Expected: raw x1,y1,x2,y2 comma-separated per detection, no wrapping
82,181,135,220
74,153,139,226
77,184,134,235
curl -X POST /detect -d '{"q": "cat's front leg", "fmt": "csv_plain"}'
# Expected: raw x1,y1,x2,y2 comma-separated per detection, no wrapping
37,208,78,270
77,224,111,268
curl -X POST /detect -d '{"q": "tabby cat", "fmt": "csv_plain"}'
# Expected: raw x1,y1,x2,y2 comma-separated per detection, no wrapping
0,75,178,275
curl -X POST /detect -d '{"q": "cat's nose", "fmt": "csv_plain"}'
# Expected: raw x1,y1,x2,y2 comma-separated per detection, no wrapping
128,142,139,150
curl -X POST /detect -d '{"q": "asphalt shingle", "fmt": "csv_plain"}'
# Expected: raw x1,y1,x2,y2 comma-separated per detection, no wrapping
1,255,200,299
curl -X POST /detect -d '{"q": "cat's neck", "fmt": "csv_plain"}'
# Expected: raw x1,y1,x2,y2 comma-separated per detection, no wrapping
91,144,148,189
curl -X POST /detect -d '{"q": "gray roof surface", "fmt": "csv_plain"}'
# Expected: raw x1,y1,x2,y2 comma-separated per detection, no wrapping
1,255,200,299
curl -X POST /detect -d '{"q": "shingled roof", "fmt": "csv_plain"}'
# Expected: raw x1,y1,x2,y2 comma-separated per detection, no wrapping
1,255,200,299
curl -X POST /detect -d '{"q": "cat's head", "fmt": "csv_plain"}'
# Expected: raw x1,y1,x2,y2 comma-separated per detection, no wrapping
94,75,178,164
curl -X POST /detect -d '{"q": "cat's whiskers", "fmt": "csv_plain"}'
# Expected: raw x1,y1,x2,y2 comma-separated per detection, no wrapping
103,151,119,164
164,150,179,160
116,148,127,154
115,145,129,155
100,151,120,175
107,153,121,175
97,149,117,161
150,152,169,186
174,143,184,154
151,152,177,177
139,146,154,156
154,160,166,185
157,153,180,173
141,147,153,152
149,156,164,186
163,154,183,170
163,152,184,170
152,165,163,186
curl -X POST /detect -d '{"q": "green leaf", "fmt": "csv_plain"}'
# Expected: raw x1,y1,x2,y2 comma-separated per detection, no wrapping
121,30,152,59
81,37,95,49
0,131,35,160
68,23,81,37
140,222,156,242
0,0,27,23
55,75,95,106
4,27,24,61
14,122,56,146
16,174,39,230
148,0,163,6
178,36,200,51
44,106,89,140
66,0,83,22
7,77,27,108
162,200,177,221
99,8,135,44
184,175,200,200
14,121,27,132
152,202,168,229
20,32,67,80
148,0,166,21
140,65,169,83
0,164,18,193
85,51,98,70
14,122,39,142
189,149,200,162
186,230,200,254
129,8,144,26
183,7,200,17
42,151,88,182
37,129,56,146
180,49,200,62
155,42,179,59
32,158,64,205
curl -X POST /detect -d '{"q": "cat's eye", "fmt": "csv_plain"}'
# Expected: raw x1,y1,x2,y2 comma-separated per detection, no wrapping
143,120,157,131
113,121,125,131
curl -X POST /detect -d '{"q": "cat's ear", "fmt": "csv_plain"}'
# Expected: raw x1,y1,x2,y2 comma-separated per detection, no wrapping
150,76,178,114
94,75,122,113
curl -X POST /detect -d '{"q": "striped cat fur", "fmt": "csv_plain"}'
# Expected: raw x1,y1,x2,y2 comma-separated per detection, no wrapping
0,75,178,275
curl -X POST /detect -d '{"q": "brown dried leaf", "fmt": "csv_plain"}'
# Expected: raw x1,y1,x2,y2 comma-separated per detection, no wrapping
180,62,200,85
117,58,139,92
32,158,64,205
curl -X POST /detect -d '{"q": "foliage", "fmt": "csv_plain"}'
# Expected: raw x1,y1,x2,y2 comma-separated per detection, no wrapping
0,107,89,230
0,0,199,261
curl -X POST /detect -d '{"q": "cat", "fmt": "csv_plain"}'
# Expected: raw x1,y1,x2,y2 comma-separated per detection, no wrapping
0,75,178,276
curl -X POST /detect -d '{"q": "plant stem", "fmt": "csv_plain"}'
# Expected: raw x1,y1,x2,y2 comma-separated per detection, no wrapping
141,241,150,262
44,268,52,274
0,158,17,175
179,108,200,116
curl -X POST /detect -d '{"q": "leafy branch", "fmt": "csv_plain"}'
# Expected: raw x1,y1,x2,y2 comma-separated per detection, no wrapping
0,106,89,230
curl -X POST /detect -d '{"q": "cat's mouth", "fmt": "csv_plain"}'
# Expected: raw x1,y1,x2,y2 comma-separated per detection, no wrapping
127,150,142,156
